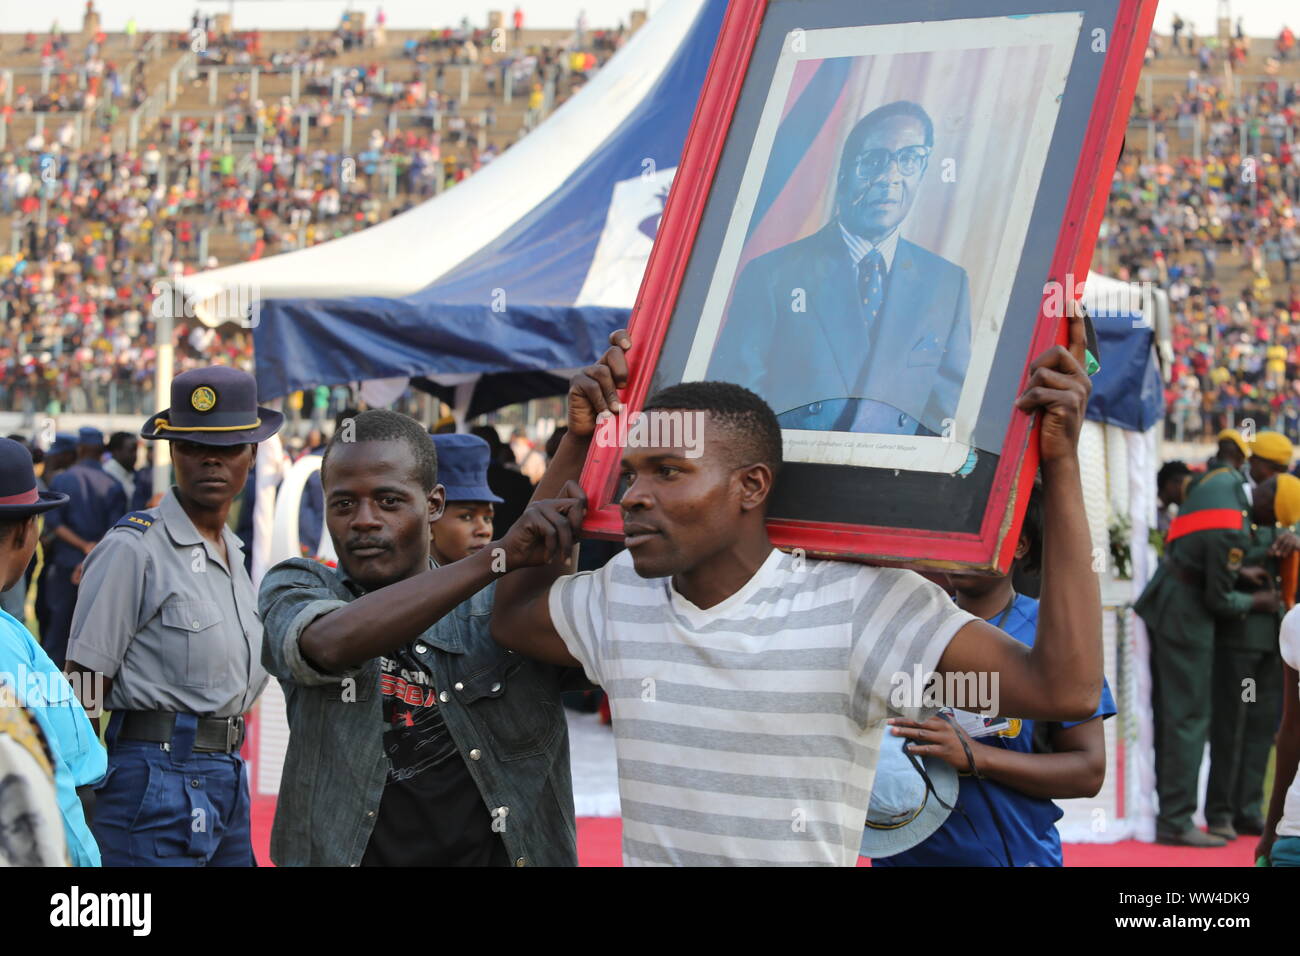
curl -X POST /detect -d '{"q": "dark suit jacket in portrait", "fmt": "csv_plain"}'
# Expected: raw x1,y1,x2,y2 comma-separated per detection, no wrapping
706,223,971,435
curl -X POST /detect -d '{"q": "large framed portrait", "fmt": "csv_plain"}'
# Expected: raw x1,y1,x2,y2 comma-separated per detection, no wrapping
580,0,1156,572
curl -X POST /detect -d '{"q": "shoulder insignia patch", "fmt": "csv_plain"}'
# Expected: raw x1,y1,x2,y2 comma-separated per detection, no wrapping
1226,547,1244,571
114,512,155,533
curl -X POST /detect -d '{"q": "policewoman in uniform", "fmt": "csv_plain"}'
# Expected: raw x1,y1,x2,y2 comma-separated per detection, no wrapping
1134,461,1273,846
65,367,282,866
1205,470,1300,839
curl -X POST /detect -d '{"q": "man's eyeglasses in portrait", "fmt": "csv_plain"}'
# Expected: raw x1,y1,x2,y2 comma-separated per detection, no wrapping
854,145,932,181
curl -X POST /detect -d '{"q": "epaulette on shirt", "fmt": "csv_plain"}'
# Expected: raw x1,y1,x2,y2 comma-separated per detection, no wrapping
113,512,155,533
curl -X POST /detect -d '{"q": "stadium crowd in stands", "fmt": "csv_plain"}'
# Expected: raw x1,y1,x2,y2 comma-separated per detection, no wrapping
1101,23,1300,443
1,13,621,423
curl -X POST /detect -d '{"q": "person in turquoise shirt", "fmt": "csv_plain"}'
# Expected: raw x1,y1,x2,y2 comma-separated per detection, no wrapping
0,436,106,866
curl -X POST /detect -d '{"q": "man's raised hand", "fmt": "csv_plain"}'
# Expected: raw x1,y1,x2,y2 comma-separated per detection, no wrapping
568,329,631,438
497,480,588,570
1014,297,1092,463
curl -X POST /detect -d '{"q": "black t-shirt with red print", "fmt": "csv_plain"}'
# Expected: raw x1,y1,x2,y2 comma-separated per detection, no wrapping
360,641,509,867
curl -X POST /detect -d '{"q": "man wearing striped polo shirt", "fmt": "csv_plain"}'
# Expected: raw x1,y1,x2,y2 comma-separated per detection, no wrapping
494,304,1101,866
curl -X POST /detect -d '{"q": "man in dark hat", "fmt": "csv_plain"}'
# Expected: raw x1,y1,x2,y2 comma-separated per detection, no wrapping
63,367,283,866
0,436,106,866
0,438,37,621
42,433,78,484
41,426,127,667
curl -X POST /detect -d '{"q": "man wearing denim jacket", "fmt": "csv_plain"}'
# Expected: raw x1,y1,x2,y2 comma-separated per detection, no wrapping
259,410,588,866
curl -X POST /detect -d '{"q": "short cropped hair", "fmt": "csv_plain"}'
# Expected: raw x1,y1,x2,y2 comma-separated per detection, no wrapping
838,100,935,185
644,381,783,477
321,409,438,492
1157,460,1191,488
108,431,135,453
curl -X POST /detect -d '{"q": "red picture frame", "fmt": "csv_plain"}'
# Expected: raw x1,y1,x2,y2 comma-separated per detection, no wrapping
580,0,1157,572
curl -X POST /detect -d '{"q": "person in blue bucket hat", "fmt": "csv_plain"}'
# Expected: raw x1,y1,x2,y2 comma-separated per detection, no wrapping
429,433,505,566
63,366,283,866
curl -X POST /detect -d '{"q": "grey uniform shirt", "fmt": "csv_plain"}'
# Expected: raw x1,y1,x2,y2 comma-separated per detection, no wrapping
66,488,268,718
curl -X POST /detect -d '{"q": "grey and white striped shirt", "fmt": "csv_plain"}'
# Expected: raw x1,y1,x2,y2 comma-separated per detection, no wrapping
549,547,977,866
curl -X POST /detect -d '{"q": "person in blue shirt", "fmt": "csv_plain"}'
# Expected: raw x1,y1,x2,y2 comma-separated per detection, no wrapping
0,436,107,866
40,427,127,667
874,481,1118,867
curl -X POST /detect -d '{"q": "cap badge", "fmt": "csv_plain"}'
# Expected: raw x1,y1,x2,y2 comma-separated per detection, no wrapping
191,386,217,412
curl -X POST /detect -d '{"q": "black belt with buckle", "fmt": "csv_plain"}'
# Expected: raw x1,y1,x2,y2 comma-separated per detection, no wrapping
119,711,246,754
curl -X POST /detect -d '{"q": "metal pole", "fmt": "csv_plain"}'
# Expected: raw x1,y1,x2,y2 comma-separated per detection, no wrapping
209,68,217,106
250,68,259,104
291,64,300,103
504,67,512,105
152,281,175,495
0,115,6,151
343,110,353,155
461,66,470,104
387,111,397,139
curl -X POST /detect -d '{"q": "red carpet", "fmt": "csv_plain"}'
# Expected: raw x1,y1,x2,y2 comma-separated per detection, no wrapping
250,796,1258,866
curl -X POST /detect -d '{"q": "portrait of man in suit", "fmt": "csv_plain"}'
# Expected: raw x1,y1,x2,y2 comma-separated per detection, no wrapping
707,100,972,436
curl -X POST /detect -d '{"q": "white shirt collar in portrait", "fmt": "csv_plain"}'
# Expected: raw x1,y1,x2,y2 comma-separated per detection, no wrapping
839,221,900,273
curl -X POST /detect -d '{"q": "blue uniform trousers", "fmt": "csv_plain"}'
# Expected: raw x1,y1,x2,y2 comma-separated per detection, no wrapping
93,713,254,867
42,564,78,668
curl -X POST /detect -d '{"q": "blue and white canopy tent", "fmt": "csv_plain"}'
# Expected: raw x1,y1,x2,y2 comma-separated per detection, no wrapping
186,0,728,420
